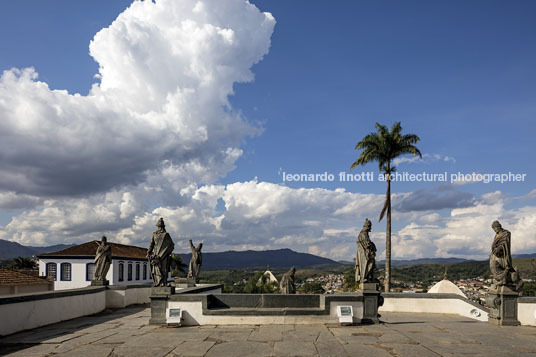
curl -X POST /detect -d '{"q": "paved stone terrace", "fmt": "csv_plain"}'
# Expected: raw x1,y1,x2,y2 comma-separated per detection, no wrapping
1,305,535,356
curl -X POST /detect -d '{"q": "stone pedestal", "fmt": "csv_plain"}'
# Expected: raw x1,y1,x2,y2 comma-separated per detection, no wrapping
149,286,175,325
91,280,109,286
487,285,520,326
359,283,382,324
151,286,175,296
174,277,196,288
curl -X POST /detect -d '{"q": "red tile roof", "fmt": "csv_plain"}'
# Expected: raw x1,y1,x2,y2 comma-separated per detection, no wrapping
0,268,51,286
36,241,148,260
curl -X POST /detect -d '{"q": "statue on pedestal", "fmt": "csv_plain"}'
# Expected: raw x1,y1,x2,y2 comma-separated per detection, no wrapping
147,218,175,287
94,235,111,282
187,240,203,282
489,220,523,293
280,267,296,294
355,218,379,285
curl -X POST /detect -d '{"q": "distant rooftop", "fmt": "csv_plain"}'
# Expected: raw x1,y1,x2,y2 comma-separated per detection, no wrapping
1,307,535,356
35,241,147,260
0,268,50,286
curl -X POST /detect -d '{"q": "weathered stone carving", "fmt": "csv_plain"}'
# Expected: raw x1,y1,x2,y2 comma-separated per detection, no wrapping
94,235,111,281
187,240,203,282
355,218,378,284
280,266,296,294
489,220,523,292
147,218,175,287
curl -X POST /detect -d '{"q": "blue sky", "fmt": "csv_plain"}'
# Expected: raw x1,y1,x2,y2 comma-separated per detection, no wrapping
0,0,534,259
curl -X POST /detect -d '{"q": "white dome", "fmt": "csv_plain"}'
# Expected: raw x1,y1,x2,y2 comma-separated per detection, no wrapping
428,280,466,297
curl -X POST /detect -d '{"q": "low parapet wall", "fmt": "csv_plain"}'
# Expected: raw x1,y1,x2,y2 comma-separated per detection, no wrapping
518,297,536,326
0,283,223,336
157,293,366,325
380,293,489,322
0,287,106,336
106,284,152,308
158,292,494,326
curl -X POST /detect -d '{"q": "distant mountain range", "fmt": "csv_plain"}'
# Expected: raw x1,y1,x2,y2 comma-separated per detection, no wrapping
513,253,536,259
339,257,470,267
0,239,74,260
1,238,534,269
178,248,340,270
379,257,470,267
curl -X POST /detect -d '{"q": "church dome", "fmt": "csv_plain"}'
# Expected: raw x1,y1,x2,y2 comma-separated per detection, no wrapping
428,279,466,297
258,269,278,285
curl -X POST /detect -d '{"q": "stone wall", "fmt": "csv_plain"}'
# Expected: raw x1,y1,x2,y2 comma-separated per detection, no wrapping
106,284,152,308
380,293,489,322
518,297,536,326
0,287,106,336
0,284,152,336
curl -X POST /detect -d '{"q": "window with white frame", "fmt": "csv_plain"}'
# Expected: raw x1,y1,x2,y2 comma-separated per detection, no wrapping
136,263,140,280
128,262,133,281
119,262,124,282
143,263,147,280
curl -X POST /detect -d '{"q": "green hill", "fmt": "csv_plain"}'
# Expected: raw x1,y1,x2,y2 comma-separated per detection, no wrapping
390,258,535,285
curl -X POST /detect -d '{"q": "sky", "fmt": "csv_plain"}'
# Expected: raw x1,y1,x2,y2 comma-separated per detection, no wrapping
0,0,535,261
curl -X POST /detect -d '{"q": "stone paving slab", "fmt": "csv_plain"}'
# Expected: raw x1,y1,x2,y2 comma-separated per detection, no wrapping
314,340,347,356
248,328,283,342
110,346,175,357
1,307,535,357
169,341,216,356
204,341,273,357
273,341,317,356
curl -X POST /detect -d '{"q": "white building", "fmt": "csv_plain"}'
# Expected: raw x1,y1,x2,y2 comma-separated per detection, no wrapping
37,241,152,290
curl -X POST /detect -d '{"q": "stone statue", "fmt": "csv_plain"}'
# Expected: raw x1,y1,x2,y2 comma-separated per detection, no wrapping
280,266,296,294
490,220,523,292
94,235,112,281
355,218,378,284
187,240,203,282
147,218,175,287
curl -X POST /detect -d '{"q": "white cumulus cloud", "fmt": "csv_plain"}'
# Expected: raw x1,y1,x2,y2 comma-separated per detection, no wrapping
0,0,274,198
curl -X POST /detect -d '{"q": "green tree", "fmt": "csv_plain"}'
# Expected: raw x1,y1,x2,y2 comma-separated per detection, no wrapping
351,122,421,292
298,281,325,294
523,281,536,297
8,256,37,270
243,272,278,294
343,267,358,291
170,254,188,277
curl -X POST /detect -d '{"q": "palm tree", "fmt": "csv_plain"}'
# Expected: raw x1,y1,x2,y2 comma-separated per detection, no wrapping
351,122,421,292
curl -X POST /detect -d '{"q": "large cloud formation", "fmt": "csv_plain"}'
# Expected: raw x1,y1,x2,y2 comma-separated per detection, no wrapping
1,0,535,261
0,0,274,198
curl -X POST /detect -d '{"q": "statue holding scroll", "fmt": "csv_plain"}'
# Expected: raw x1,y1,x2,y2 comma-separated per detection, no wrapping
94,235,112,281
355,218,378,284
490,220,523,292
147,218,175,287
